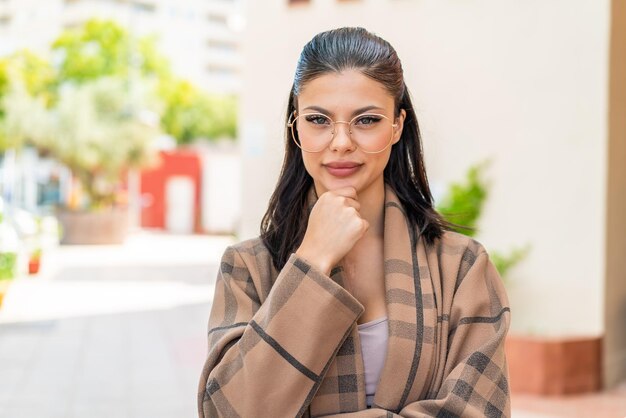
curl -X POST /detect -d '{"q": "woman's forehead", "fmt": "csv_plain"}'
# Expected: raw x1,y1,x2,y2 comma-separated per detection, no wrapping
297,70,394,115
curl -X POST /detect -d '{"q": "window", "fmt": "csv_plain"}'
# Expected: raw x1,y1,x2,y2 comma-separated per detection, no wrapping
207,39,238,53
63,21,83,30
207,13,228,26
207,64,237,77
131,1,157,13
0,14,11,26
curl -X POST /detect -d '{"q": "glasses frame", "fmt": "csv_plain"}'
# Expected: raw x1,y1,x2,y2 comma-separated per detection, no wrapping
287,111,399,154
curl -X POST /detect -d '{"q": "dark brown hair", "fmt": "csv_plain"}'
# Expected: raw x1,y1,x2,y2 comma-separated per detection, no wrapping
261,27,452,271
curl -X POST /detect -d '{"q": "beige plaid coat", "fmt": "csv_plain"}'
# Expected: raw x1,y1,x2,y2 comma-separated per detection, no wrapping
198,185,511,417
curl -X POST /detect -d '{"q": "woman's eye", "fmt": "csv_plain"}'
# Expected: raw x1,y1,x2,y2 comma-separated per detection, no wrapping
355,115,381,125
305,115,330,125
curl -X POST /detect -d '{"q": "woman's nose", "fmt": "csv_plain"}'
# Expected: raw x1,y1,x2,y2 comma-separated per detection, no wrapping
329,122,355,152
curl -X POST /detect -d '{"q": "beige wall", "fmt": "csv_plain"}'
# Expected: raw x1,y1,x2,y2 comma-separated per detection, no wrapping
604,0,626,389
240,0,611,341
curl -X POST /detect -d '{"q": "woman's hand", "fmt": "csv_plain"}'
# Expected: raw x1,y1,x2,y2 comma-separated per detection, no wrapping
295,187,369,275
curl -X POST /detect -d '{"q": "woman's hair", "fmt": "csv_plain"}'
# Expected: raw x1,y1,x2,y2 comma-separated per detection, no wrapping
261,27,453,271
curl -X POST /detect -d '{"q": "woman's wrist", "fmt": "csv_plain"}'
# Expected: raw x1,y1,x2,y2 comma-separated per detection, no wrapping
295,246,332,276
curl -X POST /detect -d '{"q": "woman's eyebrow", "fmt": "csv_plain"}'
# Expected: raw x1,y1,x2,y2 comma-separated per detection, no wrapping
301,105,385,117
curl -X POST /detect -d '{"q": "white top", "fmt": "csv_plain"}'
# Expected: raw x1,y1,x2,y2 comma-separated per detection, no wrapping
357,316,389,408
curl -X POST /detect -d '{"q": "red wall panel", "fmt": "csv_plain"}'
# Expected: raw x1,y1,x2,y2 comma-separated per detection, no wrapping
140,150,203,232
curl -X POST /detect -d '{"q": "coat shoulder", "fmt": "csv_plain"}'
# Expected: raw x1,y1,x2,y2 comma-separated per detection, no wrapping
228,236,269,256
426,230,491,290
225,237,277,297
430,229,488,260
226,236,274,269
427,230,503,301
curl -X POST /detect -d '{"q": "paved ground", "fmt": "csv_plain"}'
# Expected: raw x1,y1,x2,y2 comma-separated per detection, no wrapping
0,231,233,418
0,230,623,417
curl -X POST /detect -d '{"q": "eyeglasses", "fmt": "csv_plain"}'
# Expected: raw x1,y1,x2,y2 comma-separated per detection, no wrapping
287,111,398,153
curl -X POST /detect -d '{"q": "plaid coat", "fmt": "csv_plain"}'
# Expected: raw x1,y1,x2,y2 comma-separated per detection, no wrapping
198,185,511,417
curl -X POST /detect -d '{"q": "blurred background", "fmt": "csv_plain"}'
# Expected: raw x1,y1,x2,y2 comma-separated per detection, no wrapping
0,0,624,417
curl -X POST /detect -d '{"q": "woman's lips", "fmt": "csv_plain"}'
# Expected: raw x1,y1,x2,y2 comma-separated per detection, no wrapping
323,163,362,177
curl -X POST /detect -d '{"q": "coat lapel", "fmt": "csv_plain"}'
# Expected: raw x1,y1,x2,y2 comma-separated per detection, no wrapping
372,185,438,412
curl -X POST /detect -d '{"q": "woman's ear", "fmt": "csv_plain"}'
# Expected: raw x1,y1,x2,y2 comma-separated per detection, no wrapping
392,109,406,144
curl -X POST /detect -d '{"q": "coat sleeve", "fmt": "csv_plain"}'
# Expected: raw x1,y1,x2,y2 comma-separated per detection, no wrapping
197,245,365,418
321,250,511,418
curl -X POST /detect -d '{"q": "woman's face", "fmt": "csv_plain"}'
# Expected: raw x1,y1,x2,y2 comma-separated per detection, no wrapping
296,69,406,197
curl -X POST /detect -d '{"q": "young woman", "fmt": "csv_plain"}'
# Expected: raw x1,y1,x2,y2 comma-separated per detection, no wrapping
198,27,511,418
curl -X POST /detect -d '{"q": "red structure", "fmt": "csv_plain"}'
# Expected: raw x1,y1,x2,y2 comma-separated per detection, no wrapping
140,150,203,233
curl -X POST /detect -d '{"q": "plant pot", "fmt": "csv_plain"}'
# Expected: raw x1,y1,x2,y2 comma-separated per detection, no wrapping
56,206,129,245
28,259,41,275
0,279,11,308
505,334,602,395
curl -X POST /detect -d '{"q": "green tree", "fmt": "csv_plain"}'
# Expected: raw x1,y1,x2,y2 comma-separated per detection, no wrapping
0,59,9,110
158,77,237,144
1,18,237,155
52,19,170,85
51,18,236,144
0,82,50,151
0,51,56,150
0,50,56,113
3,77,162,209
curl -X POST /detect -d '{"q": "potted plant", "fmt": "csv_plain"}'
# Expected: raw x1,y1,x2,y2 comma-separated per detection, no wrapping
27,247,41,275
3,77,161,244
0,252,17,308
52,78,161,244
437,162,601,395
0,212,20,308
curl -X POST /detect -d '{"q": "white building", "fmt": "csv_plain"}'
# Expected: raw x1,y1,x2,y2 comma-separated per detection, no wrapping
0,0,245,94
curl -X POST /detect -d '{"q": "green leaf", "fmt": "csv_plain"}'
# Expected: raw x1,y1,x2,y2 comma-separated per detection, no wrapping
436,160,491,236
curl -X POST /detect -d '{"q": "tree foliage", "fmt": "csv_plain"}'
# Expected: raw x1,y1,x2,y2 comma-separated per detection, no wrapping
158,77,237,144
0,50,56,115
50,19,236,143
0,18,238,208
436,161,490,237
0,51,56,150
52,19,170,85
3,77,161,209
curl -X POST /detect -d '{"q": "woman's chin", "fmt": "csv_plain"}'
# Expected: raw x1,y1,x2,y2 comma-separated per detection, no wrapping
319,178,359,193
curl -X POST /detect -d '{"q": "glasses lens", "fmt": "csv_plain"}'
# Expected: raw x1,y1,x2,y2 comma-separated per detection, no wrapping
292,113,333,152
350,114,394,153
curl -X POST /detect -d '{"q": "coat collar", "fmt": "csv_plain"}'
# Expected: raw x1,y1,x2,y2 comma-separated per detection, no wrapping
375,184,438,409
